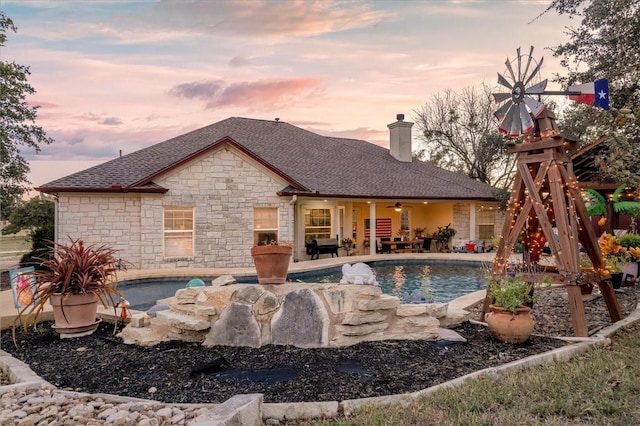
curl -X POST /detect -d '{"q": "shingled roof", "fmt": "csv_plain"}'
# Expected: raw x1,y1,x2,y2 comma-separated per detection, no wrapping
37,117,498,200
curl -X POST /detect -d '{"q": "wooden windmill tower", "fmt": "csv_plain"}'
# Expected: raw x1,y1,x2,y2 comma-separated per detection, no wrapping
481,47,622,337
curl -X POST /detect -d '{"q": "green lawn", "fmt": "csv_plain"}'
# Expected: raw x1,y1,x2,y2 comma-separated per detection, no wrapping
289,322,640,426
0,232,30,260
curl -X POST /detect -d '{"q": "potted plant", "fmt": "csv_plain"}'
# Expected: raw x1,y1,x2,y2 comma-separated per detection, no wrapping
251,240,294,284
599,232,628,289
413,227,425,239
341,237,354,255
619,233,640,282
606,255,627,289
435,224,456,252
484,272,544,344
14,237,126,338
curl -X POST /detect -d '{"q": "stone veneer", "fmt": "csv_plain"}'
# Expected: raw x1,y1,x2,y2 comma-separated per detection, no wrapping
119,283,455,348
56,147,293,270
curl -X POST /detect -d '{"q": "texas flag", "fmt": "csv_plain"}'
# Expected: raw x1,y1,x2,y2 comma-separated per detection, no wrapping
568,79,609,110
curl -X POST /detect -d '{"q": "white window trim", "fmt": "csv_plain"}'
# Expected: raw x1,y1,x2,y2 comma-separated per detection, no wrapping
254,207,280,245
163,206,195,259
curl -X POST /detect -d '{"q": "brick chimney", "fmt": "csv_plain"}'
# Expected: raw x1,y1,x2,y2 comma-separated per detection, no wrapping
388,113,414,162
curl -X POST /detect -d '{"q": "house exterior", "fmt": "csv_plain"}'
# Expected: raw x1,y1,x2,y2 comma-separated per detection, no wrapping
37,115,504,269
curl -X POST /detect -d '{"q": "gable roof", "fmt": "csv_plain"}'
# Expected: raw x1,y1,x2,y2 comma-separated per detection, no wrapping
37,117,497,200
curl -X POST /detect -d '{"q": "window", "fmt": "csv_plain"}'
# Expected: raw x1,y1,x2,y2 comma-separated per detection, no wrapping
254,207,279,245
164,207,194,257
352,209,357,239
478,209,496,240
304,208,332,241
401,210,410,233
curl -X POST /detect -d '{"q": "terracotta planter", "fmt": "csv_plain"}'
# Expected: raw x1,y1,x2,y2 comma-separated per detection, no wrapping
251,245,293,284
580,283,594,295
485,304,535,344
50,293,100,335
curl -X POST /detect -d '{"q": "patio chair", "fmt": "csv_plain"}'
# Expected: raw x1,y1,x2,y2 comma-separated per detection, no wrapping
420,237,433,253
380,237,392,254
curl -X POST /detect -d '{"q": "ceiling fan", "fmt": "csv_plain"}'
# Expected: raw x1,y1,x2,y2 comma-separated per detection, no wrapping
386,202,411,212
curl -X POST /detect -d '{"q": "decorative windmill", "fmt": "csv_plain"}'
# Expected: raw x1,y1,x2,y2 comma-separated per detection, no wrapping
481,46,621,337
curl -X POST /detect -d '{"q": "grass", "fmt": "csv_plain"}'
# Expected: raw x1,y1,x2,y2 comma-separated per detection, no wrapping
0,231,29,260
288,322,640,426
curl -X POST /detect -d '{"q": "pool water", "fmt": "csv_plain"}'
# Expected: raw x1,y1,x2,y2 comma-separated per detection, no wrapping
288,261,485,303
120,261,485,310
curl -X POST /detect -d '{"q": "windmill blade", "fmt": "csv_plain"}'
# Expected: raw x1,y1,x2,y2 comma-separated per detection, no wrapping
525,79,548,94
524,56,544,86
516,47,522,80
493,100,512,121
519,103,534,134
509,110,522,137
505,57,517,83
521,46,534,81
492,92,512,103
523,96,545,117
497,72,512,90
498,104,516,134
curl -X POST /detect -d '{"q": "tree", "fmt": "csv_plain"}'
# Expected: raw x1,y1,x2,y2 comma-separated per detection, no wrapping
544,0,640,185
1,196,55,264
412,85,516,192
0,12,54,220
556,103,600,146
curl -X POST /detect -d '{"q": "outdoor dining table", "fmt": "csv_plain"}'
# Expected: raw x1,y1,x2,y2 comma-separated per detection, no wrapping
381,239,423,252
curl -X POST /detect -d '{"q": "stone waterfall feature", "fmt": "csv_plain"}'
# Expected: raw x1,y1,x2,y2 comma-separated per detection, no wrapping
119,283,456,348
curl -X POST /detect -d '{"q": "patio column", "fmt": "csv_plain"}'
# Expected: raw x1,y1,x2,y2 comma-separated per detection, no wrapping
289,195,297,262
470,202,477,241
370,202,377,255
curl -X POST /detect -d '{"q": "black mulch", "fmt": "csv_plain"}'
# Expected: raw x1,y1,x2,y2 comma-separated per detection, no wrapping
1,321,566,404
3,285,638,404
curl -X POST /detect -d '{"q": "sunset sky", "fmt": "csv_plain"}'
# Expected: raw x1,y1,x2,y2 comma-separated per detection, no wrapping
2,1,575,189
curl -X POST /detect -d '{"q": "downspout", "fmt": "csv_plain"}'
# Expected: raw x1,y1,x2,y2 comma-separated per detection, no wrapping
289,195,298,262
53,194,59,243
370,202,377,255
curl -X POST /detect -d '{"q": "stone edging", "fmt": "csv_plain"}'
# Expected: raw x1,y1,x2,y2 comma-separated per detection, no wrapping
2,307,640,423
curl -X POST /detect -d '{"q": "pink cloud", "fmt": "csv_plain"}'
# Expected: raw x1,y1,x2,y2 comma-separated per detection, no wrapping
168,81,224,101
228,56,252,67
132,1,391,39
290,120,332,127
72,112,122,126
169,78,323,110
313,126,389,147
28,100,60,109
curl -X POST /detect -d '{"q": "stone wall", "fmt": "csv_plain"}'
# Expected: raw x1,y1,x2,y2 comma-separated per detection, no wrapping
119,282,456,348
56,147,293,269
453,202,471,241
152,148,292,269
57,194,144,266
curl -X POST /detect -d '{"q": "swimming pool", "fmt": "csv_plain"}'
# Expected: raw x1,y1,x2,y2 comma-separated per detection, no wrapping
119,260,485,310
286,261,485,303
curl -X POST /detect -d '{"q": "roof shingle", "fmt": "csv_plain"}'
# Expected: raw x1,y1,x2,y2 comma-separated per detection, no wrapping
38,117,497,200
